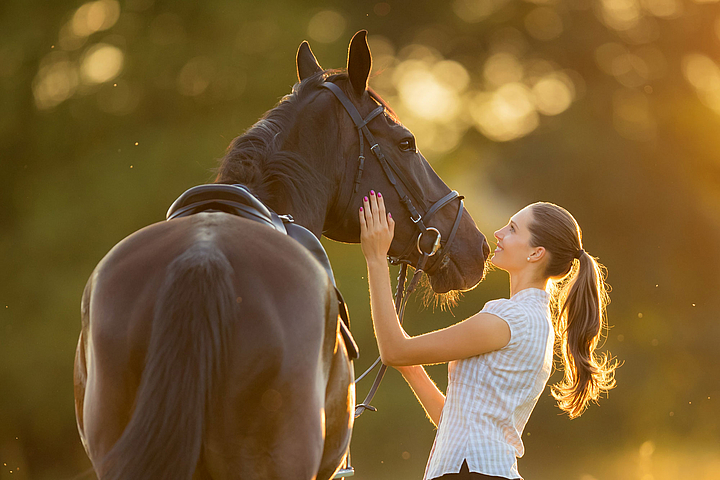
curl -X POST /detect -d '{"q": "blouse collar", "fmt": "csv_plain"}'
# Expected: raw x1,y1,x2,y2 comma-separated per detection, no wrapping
510,287,550,304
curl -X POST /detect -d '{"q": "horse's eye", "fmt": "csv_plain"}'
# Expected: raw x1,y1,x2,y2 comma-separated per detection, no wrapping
399,138,416,152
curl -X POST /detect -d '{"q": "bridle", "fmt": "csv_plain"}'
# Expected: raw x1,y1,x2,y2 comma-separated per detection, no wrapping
320,81,465,418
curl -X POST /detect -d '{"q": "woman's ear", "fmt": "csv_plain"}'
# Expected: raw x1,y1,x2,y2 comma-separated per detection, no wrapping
531,246,546,262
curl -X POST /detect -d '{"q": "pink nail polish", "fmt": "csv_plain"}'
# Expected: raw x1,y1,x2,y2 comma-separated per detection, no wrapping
388,212,392,218
377,192,382,198
360,207,363,211
364,196,368,202
370,190,375,195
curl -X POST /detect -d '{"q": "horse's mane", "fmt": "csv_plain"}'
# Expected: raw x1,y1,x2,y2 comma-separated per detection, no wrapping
215,70,354,214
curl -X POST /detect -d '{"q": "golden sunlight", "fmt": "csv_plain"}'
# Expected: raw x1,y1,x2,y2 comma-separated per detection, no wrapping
469,83,539,142
32,53,79,110
71,0,121,38
532,74,574,115
598,0,642,31
307,11,346,44
452,0,498,23
524,7,564,41
641,0,682,18
80,43,124,84
396,65,459,122
682,53,720,115
483,52,524,88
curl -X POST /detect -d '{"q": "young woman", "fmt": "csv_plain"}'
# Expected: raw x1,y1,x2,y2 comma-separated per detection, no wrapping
358,191,616,480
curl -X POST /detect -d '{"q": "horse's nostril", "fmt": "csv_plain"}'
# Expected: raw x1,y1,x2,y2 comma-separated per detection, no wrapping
482,238,490,260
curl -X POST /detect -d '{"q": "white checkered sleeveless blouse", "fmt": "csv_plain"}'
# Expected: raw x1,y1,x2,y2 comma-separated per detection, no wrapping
424,288,554,480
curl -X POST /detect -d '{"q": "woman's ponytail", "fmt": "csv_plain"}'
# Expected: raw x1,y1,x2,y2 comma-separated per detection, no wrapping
528,203,617,418
550,251,616,418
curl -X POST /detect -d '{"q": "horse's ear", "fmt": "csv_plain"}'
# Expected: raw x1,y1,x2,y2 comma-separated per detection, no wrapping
347,30,371,96
297,41,323,82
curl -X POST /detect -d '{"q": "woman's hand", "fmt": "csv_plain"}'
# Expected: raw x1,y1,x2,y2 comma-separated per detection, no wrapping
359,190,395,265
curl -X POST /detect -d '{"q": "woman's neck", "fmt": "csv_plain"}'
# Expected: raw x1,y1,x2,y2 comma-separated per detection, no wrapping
509,270,548,297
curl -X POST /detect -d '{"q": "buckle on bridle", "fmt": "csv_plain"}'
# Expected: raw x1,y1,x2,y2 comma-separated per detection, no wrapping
417,227,442,256
411,213,422,224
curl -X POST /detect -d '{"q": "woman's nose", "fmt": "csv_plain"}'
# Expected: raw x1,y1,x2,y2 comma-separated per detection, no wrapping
494,230,502,240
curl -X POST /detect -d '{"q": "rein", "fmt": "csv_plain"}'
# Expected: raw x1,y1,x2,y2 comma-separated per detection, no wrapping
320,81,465,418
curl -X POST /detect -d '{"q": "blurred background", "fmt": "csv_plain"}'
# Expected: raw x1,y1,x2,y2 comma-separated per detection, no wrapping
1,0,720,478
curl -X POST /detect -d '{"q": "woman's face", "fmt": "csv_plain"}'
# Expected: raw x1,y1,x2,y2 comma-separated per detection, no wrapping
491,206,536,272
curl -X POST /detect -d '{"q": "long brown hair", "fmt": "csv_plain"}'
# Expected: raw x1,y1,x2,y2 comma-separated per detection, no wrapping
528,202,617,418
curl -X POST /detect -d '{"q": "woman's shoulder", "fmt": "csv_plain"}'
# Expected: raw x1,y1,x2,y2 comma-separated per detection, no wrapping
481,297,522,319
481,290,551,335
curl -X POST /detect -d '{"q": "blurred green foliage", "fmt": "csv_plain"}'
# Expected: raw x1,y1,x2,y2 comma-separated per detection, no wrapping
2,0,720,479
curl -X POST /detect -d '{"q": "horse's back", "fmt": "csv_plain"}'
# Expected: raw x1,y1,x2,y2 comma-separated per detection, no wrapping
79,212,341,479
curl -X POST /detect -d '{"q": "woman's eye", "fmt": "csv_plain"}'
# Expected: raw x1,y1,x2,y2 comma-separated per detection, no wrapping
398,138,416,152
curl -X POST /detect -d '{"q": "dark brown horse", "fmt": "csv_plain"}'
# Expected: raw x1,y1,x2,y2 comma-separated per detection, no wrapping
74,31,490,480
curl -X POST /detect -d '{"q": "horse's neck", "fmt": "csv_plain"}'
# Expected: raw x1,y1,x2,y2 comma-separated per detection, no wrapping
279,199,327,238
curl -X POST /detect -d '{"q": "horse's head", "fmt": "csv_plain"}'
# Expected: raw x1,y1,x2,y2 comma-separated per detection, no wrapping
297,31,490,294
217,31,489,293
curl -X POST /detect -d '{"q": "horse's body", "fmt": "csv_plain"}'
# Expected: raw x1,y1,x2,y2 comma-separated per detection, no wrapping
75,32,489,480
75,213,352,479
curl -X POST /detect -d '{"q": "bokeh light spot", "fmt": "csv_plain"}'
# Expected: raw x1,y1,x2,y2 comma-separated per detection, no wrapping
612,89,656,141
682,53,720,115
483,52,524,87
524,7,564,41
612,52,650,87
452,0,497,23
470,83,539,142
397,67,459,121
177,56,215,96
32,54,79,110
532,75,574,115
373,3,391,16
367,35,396,76
71,0,120,38
59,22,88,51
621,16,661,44
307,10,346,44
432,60,470,93
80,43,124,84
639,440,656,457
595,42,628,75
641,0,682,17
682,53,720,92
598,0,642,31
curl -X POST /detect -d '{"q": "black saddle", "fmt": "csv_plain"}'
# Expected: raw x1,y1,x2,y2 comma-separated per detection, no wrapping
167,184,359,359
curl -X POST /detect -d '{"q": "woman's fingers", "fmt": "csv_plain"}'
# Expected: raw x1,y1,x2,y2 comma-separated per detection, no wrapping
368,191,380,230
363,195,374,228
359,204,367,233
376,192,387,226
